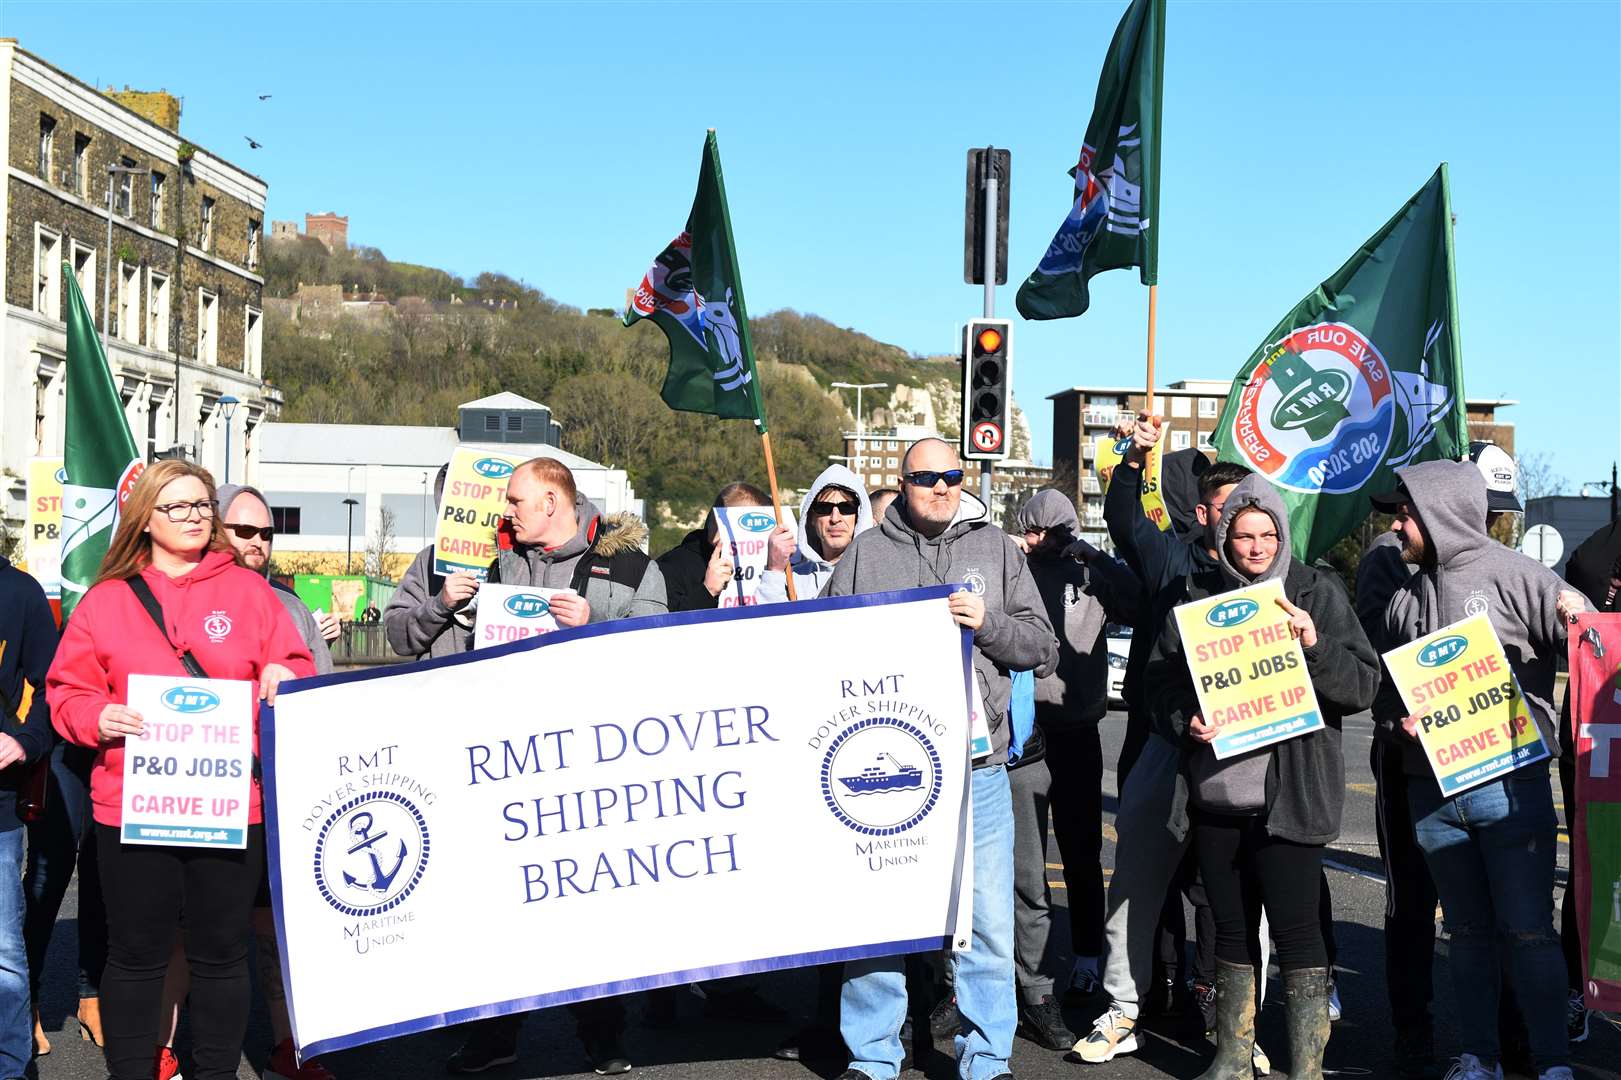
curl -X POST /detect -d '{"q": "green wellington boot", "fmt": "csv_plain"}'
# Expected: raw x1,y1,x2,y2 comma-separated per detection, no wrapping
1284,966,1332,1080
1196,959,1257,1080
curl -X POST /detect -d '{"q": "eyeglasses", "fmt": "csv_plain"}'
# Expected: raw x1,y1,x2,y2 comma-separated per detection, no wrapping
225,522,275,541
152,499,217,522
903,469,965,488
808,500,860,518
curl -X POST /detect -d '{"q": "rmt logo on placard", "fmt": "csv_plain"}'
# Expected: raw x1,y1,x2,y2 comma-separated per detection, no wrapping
738,512,775,532
473,458,514,479
503,593,551,619
1417,635,1469,668
162,686,220,714
1205,599,1260,629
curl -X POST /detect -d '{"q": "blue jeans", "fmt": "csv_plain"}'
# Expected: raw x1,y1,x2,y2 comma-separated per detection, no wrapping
0,827,32,1077
1409,771,1568,1071
842,764,1014,1080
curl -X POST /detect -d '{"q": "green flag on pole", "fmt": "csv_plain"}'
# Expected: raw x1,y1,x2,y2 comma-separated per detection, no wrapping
1016,0,1164,321
1212,164,1468,562
59,264,145,618
624,131,768,430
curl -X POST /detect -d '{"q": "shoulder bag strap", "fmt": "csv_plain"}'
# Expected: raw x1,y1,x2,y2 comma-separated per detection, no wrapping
126,576,210,679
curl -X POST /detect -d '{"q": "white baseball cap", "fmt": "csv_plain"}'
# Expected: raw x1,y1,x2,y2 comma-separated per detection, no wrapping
1469,442,1522,514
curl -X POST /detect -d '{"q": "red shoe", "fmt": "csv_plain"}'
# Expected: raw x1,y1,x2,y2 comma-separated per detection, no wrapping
269,1038,337,1080
154,1046,183,1080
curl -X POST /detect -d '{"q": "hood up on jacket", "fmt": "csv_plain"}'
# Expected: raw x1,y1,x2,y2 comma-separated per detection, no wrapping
1161,448,1211,539
215,483,267,522
1213,473,1293,588
1395,459,1489,569
795,464,873,564
1015,488,1080,536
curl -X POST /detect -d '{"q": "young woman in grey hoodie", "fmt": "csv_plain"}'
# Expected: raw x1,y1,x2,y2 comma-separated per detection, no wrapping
1145,474,1379,1080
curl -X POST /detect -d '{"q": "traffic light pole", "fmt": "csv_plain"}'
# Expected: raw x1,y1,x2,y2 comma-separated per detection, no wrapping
980,152,997,509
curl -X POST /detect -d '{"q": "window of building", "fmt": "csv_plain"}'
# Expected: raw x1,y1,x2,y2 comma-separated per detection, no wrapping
888,439,899,450
37,115,55,180
1171,397,1191,418
245,307,263,378
887,456,898,468
247,219,261,271
34,227,62,319
1198,398,1219,418
71,133,90,196
1171,430,1191,451
197,289,218,364
886,474,899,485
71,242,96,306
505,413,523,432
270,507,302,535
1197,431,1214,450
149,172,165,229
117,263,140,344
147,271,170,351
115,157,136,216
199,197,215,251
483,414,501,432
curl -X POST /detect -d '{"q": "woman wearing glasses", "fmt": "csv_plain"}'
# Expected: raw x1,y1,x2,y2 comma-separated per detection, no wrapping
46,460,313,1080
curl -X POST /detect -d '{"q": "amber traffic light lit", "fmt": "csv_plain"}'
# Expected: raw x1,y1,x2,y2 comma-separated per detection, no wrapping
975,327,1003,354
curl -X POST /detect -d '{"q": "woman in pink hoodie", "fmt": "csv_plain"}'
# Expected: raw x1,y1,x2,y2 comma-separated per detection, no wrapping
47,460,312,1080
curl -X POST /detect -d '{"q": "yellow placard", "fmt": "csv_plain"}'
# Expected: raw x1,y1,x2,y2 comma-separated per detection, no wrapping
1381,613,1550,795
432,447,529,578
1092,430,1170,532
1173,578,1324,759
24,457,64,598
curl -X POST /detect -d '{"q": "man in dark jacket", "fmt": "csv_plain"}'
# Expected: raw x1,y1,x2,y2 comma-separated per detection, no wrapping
656,482,771,613
823,437,1056,1080
383,463,473,662
0,556,58,1076
1010,490,1140,1050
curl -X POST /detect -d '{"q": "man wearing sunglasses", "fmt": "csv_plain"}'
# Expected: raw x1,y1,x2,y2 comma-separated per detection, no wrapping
757,464,872,604
823,437,1056,1080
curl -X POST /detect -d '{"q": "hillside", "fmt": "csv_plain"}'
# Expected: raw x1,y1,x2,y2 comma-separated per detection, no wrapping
261,238,1009,533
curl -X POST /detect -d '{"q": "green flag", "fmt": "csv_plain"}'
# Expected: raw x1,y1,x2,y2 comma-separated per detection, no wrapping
59,264,145,618
624,131,767,429
1016,0,1164,321
1212,165,1468,562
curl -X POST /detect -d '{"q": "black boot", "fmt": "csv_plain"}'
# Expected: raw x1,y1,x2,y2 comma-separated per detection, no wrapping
1284,967,1331,1080
1195,959,1256,1080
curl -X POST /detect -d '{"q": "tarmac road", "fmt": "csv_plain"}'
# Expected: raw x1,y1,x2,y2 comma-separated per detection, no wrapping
27,709,1619,1080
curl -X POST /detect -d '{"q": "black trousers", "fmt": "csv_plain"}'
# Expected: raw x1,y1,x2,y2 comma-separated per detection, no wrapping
24,743,107,1001
96,824,262,1080
1371,738,1438,1028
1043,723,1105,956
1192,811,1328,971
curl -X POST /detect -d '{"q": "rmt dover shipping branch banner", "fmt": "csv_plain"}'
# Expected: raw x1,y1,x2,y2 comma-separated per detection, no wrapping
265,588,974,1058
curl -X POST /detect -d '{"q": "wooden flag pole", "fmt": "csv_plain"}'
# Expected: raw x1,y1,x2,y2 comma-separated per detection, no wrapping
1145,284,1158,417
758,428,797,601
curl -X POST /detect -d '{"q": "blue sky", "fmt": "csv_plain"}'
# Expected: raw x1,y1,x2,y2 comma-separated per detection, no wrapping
7,0,1616,488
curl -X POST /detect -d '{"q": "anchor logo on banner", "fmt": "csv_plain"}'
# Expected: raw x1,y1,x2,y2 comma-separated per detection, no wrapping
314,792,431,918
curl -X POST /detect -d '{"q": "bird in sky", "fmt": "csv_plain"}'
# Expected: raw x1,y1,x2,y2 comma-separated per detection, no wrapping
258,94,272,100
244,136,263,149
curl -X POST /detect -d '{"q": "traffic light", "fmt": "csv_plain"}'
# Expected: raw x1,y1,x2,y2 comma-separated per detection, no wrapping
962,318,1012,461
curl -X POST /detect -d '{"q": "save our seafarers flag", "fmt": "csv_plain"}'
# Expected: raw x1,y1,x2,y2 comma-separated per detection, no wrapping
60,265,145,620
1569,613,1621,1012
1173,579,1323,760
1212,166,1468,563
1382,614,1550,797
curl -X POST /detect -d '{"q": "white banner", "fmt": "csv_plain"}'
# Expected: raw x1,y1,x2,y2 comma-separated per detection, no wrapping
266,586,973,1059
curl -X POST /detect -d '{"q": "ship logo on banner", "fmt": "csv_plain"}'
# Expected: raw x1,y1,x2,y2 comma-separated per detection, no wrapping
314,792,432,918
820,718,943,836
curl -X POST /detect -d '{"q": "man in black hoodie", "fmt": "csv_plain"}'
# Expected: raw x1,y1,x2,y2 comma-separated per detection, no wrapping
655,482,770,613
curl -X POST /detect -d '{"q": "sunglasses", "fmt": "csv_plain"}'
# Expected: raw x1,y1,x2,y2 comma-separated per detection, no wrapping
903,469,965,488
225,522,275,542
808,500,860,518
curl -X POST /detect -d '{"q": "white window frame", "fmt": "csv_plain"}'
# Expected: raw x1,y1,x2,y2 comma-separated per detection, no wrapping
37,114,54,180
247,219,261,271
116,157,136,217
69,241,96,310
1170,397,1191,418
197,288,219,365
117,262,141,344
1171,430,1191,451
886,456,898,468
147,270,170,351
71,133,90,196
34,225,62,320
149,172,165,230
199,197,215,251
244,305,263,378
1197,431,1215,451
1198,398,1220,418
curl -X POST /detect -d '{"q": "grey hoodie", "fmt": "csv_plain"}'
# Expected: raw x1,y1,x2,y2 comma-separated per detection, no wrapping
821,494,1058,768
488,495,668,623
1014,489,1141,724
1147,474,1379,844
757,464,873,605
216,483,334,675
1380,459,1575,779
384,545,476,661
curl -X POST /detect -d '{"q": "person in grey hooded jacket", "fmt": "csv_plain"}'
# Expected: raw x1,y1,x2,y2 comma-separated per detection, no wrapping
1146,473,1378,1080
1373,459,1587,1080
383,464,475,662
757,464,872,604
822,437,1055,1080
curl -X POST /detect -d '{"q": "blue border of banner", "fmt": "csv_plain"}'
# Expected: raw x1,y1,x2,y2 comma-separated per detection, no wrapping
262,585,973,1060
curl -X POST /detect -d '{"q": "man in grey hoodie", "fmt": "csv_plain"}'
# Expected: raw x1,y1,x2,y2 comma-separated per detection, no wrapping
822,437,1057,1080
758,464,873,604
383,464,474,662
1373,460,1586,1080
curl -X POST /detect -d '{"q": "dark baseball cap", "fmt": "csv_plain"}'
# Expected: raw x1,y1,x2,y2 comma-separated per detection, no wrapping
1369,480,1411,513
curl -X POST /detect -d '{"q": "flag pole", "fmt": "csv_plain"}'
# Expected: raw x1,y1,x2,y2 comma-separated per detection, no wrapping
1145,284,1158,417
756,424,796,601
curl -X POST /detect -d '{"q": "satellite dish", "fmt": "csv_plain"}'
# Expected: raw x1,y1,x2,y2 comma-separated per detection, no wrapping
1519,524,1564,569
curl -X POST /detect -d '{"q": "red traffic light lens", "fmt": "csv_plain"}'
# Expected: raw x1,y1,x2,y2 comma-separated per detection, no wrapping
975,327,1003,353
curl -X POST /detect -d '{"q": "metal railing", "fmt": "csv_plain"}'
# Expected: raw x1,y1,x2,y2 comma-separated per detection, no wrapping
330,623,405,667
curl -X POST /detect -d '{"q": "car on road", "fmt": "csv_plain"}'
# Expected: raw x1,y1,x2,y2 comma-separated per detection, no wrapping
1106,624,1131,705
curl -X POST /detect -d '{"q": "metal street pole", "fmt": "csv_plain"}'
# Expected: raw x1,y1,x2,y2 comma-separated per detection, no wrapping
980,149,998,510
219,396,239,483
343,497,359,575
421,471,430,545
832,381,888,480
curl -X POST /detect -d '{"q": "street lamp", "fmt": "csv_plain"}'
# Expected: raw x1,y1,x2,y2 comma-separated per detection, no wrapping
342,497,359,576
218,395,240,483
103,163,150,351
421,471,431,546
831,381,888,478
